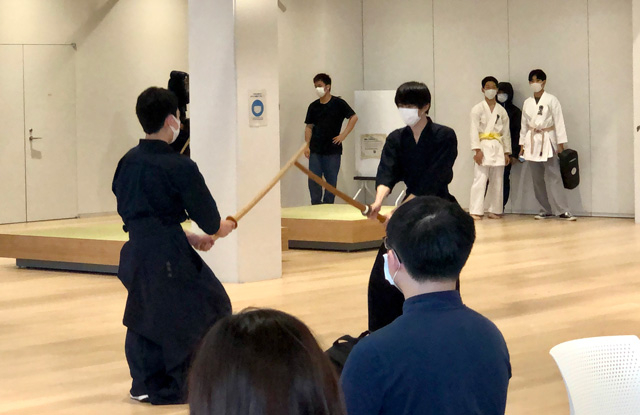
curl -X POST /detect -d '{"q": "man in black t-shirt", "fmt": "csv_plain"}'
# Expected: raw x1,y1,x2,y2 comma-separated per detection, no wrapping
304,73,358,204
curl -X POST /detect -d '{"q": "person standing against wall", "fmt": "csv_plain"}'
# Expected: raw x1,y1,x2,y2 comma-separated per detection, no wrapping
304,73,358,204
520,69,576,221
469,76,511,220
497,81,522,208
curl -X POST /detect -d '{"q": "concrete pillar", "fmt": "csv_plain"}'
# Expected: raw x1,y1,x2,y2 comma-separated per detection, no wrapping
189,0,282,282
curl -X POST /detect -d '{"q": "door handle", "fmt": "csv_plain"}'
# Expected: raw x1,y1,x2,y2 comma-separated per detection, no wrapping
29,128,43,141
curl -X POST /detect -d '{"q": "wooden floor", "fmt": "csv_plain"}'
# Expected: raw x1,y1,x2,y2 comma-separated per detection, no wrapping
1,215,640,415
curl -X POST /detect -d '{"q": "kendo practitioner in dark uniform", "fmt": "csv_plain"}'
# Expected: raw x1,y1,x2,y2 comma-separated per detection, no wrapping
497,81,522,207
168,70,190,156
112,87,236,404
366,81,459,332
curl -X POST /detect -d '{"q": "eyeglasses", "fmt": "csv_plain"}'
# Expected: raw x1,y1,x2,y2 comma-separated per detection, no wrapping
383,236,402,263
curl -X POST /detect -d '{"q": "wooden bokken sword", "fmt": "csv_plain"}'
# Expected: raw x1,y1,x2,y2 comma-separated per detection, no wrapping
222,142,309,230
293,161,386,223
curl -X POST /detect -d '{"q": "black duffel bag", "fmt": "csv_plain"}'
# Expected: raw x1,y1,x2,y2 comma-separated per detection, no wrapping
325,331,369,375
558,148,580,189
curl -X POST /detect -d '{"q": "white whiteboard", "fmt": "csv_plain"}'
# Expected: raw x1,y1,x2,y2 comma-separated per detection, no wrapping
354,90,404,177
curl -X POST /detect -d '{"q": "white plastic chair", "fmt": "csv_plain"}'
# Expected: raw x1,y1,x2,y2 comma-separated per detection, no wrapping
549,335,640,415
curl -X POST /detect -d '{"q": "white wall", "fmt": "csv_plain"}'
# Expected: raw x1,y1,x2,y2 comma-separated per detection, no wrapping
363,0,435,106
589,0,634,216
0,0,189,217
0,46,26,224
362,0,634,217
75,0,188,215
0,0,105,44
278,0,364,207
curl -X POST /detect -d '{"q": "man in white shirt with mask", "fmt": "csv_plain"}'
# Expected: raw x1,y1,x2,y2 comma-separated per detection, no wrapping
519,69,576,221
469,76,511,220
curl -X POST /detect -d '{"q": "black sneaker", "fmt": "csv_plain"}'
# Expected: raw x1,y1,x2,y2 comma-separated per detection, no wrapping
534,212,554,220
558,212,577,221
130,393,150,403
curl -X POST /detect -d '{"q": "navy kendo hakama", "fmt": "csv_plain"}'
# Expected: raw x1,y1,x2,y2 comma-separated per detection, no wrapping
113,139,231,404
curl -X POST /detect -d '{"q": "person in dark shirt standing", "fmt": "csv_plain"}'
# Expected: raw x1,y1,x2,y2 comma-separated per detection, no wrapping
304,73,358,204
112,87,236,405
342,196,511,415
497,81,522,207
366,81,458,332
168,70,190,156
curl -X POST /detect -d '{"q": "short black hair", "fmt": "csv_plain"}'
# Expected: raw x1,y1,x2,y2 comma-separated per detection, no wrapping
528,69,547,82
394,81,431,109
313,73,332,86
386,196,475,282
482,76,499,88
135,87,178,134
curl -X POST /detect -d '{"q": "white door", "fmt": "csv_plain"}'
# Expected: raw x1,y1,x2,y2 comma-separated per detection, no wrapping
0,45,27,224
23,45,77,222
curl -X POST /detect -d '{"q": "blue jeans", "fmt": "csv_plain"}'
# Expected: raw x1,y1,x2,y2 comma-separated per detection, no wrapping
308,153,341,204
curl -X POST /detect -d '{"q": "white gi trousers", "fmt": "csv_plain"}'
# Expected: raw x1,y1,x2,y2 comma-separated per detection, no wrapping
529,156,570,215
469,164,504,216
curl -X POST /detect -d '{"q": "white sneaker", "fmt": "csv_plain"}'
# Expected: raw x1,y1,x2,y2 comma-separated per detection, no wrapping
130,393,150,403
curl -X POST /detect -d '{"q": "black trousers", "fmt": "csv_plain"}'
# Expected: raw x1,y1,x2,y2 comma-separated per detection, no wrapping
503,163,512,207
367,243,460,332
125,329,190,405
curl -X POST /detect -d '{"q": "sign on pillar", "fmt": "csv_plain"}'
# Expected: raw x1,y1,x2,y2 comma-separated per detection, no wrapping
249,90,267,127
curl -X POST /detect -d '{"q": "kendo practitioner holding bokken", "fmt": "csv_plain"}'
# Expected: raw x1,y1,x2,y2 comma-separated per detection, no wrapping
112,87,236,405
366,81,460,332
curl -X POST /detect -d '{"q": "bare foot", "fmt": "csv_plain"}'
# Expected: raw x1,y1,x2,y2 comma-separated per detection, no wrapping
487,213,503,219
471,214,483,221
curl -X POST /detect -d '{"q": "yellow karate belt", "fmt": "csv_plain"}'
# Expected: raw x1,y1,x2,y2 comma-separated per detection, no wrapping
479,132,501,141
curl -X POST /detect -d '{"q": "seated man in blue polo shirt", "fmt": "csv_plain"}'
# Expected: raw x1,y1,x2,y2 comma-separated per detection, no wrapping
341,196,511,415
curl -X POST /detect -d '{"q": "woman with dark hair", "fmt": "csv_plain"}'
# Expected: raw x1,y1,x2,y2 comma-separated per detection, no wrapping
366,81,459,332
188,309,346,415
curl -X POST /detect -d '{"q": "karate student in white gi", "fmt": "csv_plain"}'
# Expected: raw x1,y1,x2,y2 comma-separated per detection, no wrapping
519,69,576,221
469,76,511,220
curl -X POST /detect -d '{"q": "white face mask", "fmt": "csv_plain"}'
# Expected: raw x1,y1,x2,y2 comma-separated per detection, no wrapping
169,115,180,144
383,253,399,289
497,93,509,103
315,86,326,98
484,89,498,100
530,82,543,93
398,107,421,127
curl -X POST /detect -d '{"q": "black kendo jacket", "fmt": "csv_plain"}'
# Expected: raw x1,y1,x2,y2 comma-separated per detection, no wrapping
498,82,522,159
168,70,191,156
